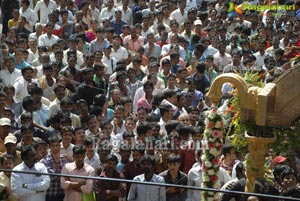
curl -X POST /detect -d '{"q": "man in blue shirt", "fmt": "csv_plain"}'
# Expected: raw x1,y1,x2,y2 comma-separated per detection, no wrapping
187,61,210,94
128,155,166,201
110,10,127,35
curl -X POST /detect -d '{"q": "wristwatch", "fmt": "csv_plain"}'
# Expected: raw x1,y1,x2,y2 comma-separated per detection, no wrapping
106,190,110,195
23,183,27,189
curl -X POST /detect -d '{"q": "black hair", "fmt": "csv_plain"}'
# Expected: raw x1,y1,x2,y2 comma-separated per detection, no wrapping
48,134,61,144
169,131,180,140
60,9,68,15
84,138,94,146
152,92,165,107
140,155,156,167
206,55,214,62
162,58,171,65
21,145,35,160
73,145,86,155
280,167,298,181
137,106,149,113
187,106,200,114
31,86,43,95
167,73,177,80
54,84,66,92
104,154,118,164
22,96,35,111
93,94,107,107
67,49,77,60
21,66,33,75
176,124,192,136
136,122,152,136
145,113,160,122
33,139,47,150
60,97,74,106
89,106,102,116
167,154,180,163
0,91,7,98
114,105,125,112
116,71,127,80
165,120,179,135
222,145,235,157
196,62,206,74
163,89,177,99
159,104,172,116
61,126,74,135
22,0,30,6
143,81,154,90
273,164,290,183
87,115,97,123
123,131,135,139
120,96,132,105
132,143,145,154
0,154,15,164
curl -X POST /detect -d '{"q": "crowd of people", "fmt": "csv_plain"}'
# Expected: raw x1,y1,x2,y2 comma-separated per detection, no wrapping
0,0,300,200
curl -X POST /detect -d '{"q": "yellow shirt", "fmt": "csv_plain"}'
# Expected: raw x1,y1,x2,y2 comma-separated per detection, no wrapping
0,139,6,153
8,19,18,29
0,172,10,189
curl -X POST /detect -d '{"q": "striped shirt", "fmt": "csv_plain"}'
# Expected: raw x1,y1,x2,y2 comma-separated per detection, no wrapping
40,153,69,197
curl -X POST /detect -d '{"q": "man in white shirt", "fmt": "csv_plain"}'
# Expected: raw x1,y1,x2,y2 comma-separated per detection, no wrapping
110,34,128,63
34,0,57,24
83,138,100,170
57,0,74,22
253,40,270,68
98,0,115,23
185,0,197,11
11,145,50,201
118,0,133,25
158,104,173,137
48,84,66,117
63,38,84,67
19,0,38,32
89,0,99,20
169,0,188,25
28,23,43,45
213,42,233,73
186,151,232,201
102,44,117,75
141,16,154,39
27,38,39,64
144,33,161,61
38,23,59,51
0,57,22,87
13,66,34,103
161,33,186,60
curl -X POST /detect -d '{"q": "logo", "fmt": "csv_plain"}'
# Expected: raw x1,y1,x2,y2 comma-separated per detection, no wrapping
227,2,243,18
227,2,296,18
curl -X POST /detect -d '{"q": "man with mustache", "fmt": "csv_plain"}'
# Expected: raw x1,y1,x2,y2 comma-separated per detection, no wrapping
128,155,166,201
11,145,50,201
61,145,95,201
94,154,126,201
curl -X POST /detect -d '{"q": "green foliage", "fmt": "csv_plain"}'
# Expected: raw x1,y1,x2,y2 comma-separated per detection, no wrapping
225,72,265,156
225,72,300,156
271,119,300,154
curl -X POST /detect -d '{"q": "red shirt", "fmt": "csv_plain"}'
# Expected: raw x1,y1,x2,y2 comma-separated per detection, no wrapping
123,161,144,194
180,144,196,174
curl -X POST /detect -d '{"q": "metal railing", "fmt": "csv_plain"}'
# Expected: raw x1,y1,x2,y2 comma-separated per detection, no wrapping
1,168,299,201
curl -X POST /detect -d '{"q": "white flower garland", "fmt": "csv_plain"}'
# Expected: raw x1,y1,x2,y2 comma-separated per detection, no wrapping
201,108,224,201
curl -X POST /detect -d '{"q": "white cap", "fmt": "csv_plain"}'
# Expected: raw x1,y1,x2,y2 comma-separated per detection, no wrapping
0,118,11,126
4,133,17,145
194,19,202,26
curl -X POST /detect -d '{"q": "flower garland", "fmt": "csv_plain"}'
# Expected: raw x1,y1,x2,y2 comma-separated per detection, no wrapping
201,108,224,201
